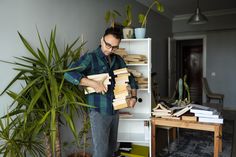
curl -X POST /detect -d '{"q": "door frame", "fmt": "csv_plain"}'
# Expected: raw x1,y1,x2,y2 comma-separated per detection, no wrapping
173,34,207,102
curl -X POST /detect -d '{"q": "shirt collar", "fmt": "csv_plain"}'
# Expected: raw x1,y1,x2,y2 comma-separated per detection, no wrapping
97,46,106,59
96,46,115,59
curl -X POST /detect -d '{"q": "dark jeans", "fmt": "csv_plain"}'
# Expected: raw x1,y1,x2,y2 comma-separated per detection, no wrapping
89,111,119,157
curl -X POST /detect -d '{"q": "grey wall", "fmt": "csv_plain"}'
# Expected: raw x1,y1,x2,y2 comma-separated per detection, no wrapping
147,12,172,97
173,13,236,110
0,0,171,155
0,0,171,116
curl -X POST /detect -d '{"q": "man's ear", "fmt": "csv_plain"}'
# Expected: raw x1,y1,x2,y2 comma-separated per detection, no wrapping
100,37,103,44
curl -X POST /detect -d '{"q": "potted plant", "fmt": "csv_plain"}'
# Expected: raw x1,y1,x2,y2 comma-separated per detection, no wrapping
66,110,92,157
0,27,91,157
122,4,134,39
135,0,164,38
105,9,121,28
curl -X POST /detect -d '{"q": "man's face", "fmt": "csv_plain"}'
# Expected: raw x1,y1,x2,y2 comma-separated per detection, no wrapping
101,34,120,56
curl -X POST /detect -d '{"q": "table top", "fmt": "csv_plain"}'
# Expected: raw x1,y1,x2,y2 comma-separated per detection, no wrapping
151,117,221,132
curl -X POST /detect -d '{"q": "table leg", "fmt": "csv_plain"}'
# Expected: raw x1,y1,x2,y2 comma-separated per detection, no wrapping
219,125,222,152
214,126,220,157
151,122,156,157
172,127,177,141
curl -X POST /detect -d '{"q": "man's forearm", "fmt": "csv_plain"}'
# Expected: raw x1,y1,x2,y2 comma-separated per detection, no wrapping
80,77,97,88
131,89,137,97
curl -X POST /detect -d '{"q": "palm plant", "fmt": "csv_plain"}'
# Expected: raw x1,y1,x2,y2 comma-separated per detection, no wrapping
0,27,91,157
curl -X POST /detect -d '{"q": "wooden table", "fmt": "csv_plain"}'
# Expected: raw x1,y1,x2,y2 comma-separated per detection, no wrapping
151,118,222,157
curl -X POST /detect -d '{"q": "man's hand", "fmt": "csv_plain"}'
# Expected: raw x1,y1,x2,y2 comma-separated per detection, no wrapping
80,76,108,94
94,81,107,94
128,98,137,108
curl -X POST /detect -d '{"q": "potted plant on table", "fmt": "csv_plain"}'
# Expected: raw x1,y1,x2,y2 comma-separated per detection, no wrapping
122,4,134,39
135,0,164,38
0,27,91,157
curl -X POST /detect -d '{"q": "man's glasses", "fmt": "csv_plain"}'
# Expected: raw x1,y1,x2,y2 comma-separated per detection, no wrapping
103,38,119,51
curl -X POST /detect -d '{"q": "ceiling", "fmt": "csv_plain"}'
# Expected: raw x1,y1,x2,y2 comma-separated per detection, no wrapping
136,0,236,19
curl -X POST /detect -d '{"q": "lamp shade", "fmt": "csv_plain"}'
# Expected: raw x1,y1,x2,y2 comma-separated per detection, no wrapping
188,7,208,24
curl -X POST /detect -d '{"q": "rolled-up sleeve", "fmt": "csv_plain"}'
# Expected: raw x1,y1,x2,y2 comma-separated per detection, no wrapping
64,53,91,85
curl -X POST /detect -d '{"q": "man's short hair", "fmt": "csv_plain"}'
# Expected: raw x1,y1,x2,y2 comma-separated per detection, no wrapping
104,27,122,40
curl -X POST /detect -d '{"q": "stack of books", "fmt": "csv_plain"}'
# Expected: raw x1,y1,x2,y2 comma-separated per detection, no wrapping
152,103,172,117
113,68,131,110
124,54,147,64
84,73,111,94
114,48,128,58
190,104,223,124
128,68,148,89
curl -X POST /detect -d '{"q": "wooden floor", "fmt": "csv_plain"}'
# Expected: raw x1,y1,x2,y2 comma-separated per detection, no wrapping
222,109,236,157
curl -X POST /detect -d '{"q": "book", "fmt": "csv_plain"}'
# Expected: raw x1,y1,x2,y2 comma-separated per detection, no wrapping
190,104,218,115
84,73,110,94
153,103,170,111
190,108,217,115
113,68,129,75
194,112,220,119
181,112,198,122
172,105,192,117
113,102,128,110
114,90,130,99
198,117,223,124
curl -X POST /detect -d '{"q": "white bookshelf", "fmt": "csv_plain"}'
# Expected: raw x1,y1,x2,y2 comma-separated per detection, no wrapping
118,38,152,156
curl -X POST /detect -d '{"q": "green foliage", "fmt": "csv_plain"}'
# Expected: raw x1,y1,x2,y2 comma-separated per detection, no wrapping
122,5,132,27
0,27,91,156
63,109,91,154
138,0,164,28
105,9,121,28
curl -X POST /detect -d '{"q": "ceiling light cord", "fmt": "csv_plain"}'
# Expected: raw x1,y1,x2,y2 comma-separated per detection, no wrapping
188,0,208,24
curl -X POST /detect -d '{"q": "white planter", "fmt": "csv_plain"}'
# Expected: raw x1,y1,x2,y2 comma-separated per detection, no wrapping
123,27,134,39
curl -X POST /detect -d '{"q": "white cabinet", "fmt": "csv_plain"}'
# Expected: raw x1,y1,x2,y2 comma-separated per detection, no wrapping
117,38,152,156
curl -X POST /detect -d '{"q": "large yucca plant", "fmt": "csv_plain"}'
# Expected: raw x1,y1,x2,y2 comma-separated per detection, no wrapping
0,27,91,157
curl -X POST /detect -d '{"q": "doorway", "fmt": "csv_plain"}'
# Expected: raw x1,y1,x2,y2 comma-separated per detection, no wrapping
176,39,203,104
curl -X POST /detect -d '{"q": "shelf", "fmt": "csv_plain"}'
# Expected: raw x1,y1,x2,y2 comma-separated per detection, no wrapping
138,88,148,91
118,132,149,143
119,113,151,121
127,64,148,66
121,38,151,42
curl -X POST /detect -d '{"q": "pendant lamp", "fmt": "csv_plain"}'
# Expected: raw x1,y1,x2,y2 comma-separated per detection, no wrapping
188,0,208,24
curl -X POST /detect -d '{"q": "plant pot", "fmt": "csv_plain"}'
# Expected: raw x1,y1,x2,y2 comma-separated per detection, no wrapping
123,27,134,39
135,28,146,39
68,151,92,157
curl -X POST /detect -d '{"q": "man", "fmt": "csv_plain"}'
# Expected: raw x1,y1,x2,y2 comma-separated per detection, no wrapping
64,27,138,157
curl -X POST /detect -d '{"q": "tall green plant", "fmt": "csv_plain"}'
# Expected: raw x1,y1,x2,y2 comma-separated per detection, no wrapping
122,5,132,27
105,10,121,28
138,0,164,28
0,27,91,157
